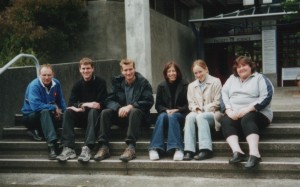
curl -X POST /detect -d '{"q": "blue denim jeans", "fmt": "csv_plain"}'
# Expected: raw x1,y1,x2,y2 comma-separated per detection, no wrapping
184,112,215,153
149,112,184,152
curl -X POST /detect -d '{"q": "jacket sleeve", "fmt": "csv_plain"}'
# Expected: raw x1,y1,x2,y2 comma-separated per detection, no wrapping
176,82,189,113
155,84,168,113
105,82,122,111
187,82,200,112
203,78,222,112
221,75,233,110
55,82,67,111
132,80,154,112
97,78,108,106
252,75,274,111
68,82,80,107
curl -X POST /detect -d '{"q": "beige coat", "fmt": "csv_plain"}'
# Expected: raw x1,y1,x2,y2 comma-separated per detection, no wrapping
187,74,223,131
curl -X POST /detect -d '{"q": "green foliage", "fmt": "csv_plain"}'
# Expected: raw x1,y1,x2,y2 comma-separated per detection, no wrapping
0,0,88,68
282,0,300,21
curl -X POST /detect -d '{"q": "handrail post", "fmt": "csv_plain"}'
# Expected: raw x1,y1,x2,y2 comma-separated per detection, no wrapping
0,54,40,77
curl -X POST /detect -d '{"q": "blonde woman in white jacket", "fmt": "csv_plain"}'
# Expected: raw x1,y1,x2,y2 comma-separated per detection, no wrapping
183,59,223,161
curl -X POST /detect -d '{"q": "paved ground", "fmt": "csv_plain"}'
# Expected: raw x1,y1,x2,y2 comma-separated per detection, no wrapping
272,87,300,111
1,173,300,187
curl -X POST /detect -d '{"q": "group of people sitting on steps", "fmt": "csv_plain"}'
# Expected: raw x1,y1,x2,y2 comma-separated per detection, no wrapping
21,56,274,170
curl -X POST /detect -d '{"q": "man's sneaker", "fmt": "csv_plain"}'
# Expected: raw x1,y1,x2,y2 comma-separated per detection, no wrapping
149,149,159,161
119,147,136,162
56,147,76,162
94,147,110,161
173,149,184,161
78,146,91,162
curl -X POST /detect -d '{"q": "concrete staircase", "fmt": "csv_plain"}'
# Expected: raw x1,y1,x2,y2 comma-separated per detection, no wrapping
0,110,300,179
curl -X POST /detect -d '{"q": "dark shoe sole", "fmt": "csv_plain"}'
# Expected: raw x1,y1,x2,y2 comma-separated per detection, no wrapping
119,155,136,162
194,155,213,161
78,158,90,163
94,154,110,161
229,157,248,164
244,157,262,170
48,155,57,160
183,158,193,161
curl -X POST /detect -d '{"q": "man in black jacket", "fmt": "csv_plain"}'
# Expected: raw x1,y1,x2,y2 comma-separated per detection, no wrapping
95,58,154,162
56,57,107,162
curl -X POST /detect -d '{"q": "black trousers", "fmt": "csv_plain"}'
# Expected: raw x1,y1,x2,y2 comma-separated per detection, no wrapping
98,108,145,146
221,111,270,139
61,108,100,148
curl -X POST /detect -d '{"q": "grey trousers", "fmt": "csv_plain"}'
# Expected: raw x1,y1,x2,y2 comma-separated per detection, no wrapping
61,109,100,148
98,108,145,147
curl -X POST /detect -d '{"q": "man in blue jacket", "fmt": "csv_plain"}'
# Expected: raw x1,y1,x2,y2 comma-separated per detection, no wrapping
21,64,66,160
95,59,154,162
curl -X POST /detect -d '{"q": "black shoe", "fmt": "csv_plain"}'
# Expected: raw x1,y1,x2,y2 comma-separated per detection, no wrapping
183,152,194,161
48,143,58,160
27,129,42,141
194,150,213,160
229,152,247,164
244,155,262,170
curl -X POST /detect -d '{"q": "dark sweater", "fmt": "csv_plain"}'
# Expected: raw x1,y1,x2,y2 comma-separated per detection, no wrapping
68,75,107,108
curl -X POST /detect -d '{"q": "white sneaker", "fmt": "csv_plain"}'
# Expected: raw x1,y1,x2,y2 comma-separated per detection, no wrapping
78,146,91,162
56,147,76,162
173,149,184,161
149,150,159,161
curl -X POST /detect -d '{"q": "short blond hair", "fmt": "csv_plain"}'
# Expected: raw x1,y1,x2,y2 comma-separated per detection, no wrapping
120,58,135,70
79,57,94,68
40,64,53,73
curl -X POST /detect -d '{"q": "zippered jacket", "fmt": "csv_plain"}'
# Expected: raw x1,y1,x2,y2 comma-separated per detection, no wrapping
21,78,67,116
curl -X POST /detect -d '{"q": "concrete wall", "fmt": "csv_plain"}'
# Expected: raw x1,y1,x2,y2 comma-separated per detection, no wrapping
150,10,196,90
63,1,127,62
0,60,120,138
65,1,196,90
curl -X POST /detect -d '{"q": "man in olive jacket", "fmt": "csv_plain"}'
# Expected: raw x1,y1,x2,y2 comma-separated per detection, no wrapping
95,58,154,162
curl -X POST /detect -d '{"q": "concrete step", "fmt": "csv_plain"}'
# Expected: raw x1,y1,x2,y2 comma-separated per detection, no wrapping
1,140,300,157
13,111,300,127
3,122,300,141
1,156,300,179
273,111,300,123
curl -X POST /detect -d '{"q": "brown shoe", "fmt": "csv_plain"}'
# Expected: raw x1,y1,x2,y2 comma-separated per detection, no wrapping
119,148,136,162
94,147,110,161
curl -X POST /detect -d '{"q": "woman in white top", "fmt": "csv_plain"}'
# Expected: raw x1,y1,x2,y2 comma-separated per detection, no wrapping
221,56,274,170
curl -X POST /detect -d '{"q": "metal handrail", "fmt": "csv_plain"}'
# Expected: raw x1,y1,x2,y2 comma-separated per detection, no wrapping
0,54,40,77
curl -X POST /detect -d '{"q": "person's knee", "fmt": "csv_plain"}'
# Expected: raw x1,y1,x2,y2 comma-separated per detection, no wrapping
130,108,143,115
40,109,51,115
158,113,168,120
63,110,74,118
88,108,99,117
101,108,113,117
185,113,196,122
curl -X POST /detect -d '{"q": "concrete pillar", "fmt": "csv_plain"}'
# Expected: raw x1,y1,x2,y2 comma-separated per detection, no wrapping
261,20,277,86
124,0,152,84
